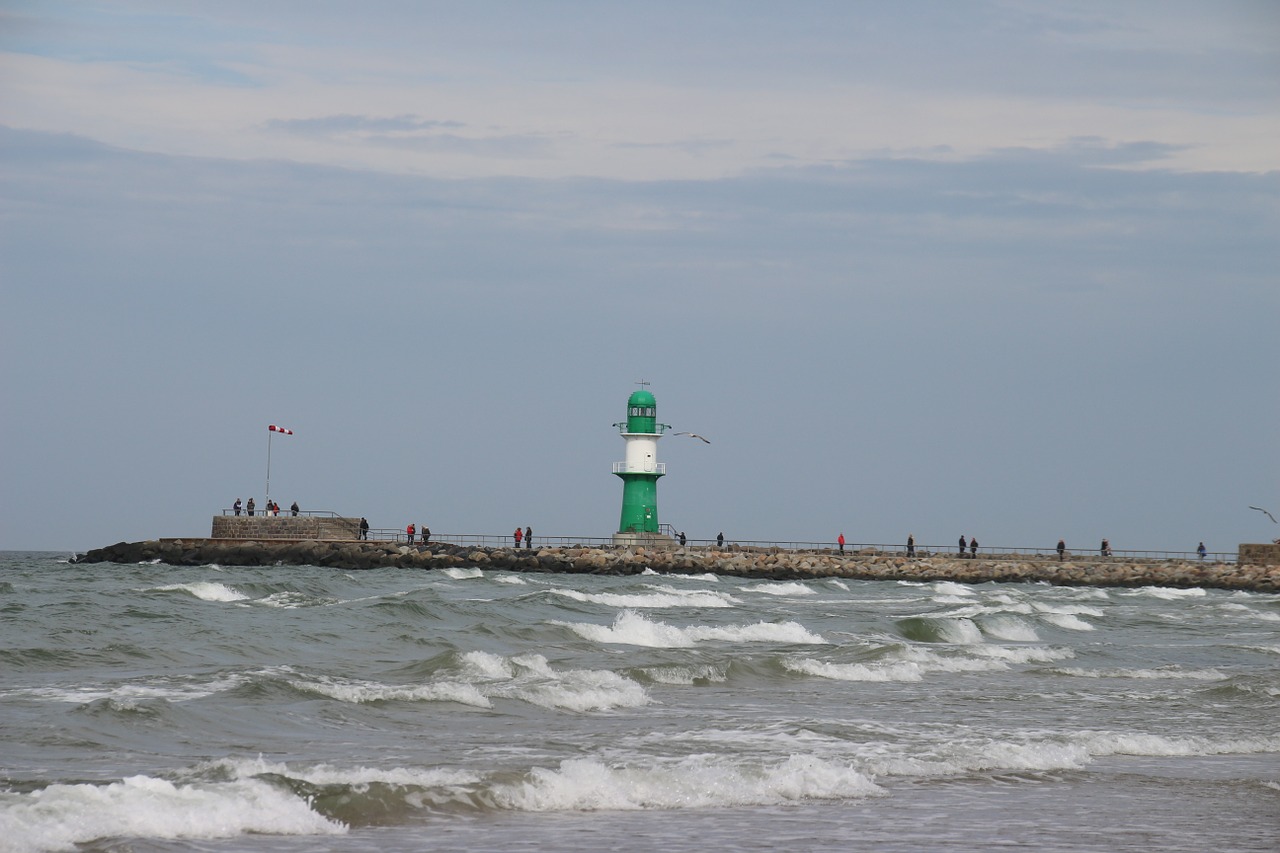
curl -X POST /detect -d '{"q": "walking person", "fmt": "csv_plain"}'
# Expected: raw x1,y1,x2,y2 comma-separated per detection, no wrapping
679,531,687,547
717,532,724,548
838,533,845,553
422,526,430,545
525,526,532,549
1057,539,1066,562
1100,538,1112,557
1197,542,1207,560
907,533,915,557
290,501,299,517
359,517,369,540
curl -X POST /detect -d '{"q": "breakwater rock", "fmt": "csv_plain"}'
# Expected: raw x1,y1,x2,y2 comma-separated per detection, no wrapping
73,539,1280,593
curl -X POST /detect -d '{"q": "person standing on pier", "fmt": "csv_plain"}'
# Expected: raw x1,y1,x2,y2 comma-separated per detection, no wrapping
1057,539,1066,561
514,527,523,548
970,537,978,557
247,498,255,517
525,526,532,549
958,535,967,557
1197,542,1207,560
717,532,724,548
359,517,369,540
406,523,415,545
838,533,845,553
422,526,430,545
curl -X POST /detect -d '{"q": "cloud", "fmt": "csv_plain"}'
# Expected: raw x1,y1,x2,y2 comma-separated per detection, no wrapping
263,114,465,135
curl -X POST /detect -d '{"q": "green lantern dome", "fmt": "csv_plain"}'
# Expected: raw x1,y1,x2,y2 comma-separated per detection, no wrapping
625,389,658,433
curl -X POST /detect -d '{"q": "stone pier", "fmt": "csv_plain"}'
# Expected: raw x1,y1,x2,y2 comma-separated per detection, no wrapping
73,539,1280,593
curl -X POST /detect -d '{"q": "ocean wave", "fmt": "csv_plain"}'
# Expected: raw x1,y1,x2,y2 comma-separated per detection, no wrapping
1126,586,1209,600
441,567,485,580
556,609,827,648
490,754,885,811
146,581,248,603
784,657,925,682
548,584,738,609
1047,665,1228,681
0,772,345,852
743,581,817,596
283,651,650,712
632,663,730,685
13,672,248,706
286,673,495,708
1037,612,1095,631
895,616,984,645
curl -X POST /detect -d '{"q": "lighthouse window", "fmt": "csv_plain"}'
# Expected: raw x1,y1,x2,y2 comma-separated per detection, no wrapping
629,406,655,417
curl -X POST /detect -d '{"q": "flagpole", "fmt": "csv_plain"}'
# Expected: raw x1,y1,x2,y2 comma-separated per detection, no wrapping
266,428,273,505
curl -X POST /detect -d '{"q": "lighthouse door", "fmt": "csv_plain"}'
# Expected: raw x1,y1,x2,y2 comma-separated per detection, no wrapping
642,451,655,473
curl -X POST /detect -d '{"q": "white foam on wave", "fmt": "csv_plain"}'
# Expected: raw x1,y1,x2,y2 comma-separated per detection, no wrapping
257,591,335,609
495,574,528,585
1038,612,1095,631
744,581,817,596
1031,602,1104,617
635,663,729,685
0,773,345,852
785,639,1054,683
14,672,247,706
458,651,651,712
974,615,1041,642
661,572,720,582
967,645,1074,664
289,651,649,713
828,579,850,591
149,581,248,603
1128,586,1208,600
491,754,884,811
442,567,484,580
784,657,925,682
208,755,483,790
287,674,494,708
1048,665,1227,681
549,585,737,609
1078,730,1280,757
556,609,827,648
931,581,974,597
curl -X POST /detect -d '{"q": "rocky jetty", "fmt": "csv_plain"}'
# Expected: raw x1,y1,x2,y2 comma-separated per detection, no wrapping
73,539,1280,593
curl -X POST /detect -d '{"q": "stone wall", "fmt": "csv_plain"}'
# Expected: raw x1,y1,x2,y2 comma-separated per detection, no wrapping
210,515,361,540
1237,543,1280,566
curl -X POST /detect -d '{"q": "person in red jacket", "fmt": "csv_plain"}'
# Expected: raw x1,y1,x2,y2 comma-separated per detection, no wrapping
514,526,523,547
406,523,415,545
838,533,845,553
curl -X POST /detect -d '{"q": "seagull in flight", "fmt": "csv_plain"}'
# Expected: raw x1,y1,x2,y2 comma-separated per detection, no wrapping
1249,506,1277,524
673,431,711,444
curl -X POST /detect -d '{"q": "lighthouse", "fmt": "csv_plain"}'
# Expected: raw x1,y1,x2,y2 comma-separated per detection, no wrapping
612,383,670,544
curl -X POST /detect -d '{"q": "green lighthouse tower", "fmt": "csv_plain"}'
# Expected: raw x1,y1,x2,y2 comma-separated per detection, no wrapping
613,383,670,540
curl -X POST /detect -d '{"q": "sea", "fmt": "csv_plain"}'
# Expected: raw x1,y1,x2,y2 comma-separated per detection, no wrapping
1,550,1277,853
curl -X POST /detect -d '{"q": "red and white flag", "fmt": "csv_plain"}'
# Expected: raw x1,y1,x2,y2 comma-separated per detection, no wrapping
268,424,293,435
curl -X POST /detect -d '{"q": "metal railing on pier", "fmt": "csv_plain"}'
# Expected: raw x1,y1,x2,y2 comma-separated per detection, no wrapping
221,508,341,518
349,530,1235,562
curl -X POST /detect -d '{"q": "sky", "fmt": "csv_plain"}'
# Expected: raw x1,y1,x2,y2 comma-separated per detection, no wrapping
1,0,1277,554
